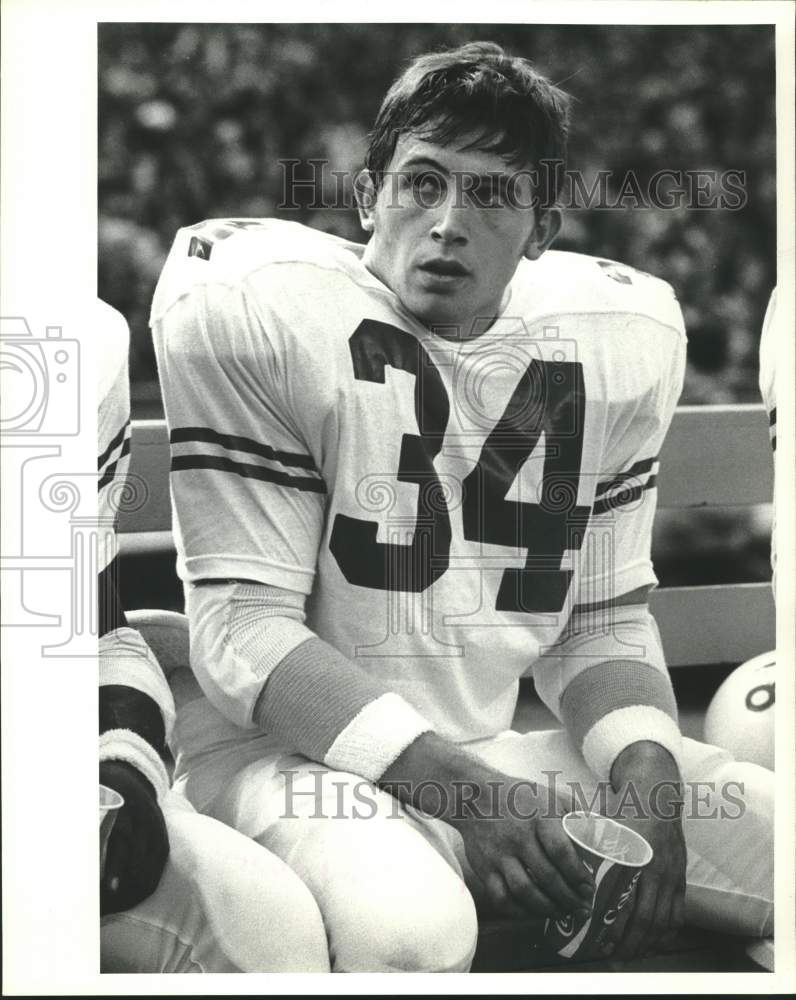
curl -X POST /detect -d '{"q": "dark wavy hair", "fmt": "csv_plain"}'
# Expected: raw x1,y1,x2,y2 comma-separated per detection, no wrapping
365,41,571,207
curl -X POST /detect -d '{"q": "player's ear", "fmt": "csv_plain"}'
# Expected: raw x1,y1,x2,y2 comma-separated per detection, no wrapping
523,207,562,260
355,169,377,233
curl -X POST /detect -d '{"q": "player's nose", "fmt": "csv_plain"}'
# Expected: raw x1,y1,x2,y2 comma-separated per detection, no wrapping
429,187,469,246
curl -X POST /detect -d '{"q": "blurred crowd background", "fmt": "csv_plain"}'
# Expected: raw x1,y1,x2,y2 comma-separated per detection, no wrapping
99,23,776,587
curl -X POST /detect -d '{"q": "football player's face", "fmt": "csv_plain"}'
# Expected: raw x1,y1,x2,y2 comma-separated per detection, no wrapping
359,133,561,336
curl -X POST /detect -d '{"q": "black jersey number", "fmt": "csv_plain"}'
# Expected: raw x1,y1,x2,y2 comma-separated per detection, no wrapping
329,320,452,591
461,358,590,613
329,319,588,613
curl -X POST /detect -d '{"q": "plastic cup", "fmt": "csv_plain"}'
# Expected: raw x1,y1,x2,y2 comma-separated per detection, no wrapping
543,811,653,961
99,784,124,879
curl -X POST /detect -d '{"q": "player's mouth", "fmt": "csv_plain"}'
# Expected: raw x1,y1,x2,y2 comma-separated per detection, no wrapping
417,258,471,286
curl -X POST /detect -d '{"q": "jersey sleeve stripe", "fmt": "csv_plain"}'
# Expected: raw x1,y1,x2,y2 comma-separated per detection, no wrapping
768,408,776,451
171,454,328,494
98,435,132,491
98,556,127,633
595,455,658,496
592,474,657,517
170,426,319,472
98,420,130,470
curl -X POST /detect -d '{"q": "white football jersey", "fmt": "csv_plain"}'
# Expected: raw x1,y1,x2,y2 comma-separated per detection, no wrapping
759,288,777,587
759,289,777,454
152,220,685,741
97,299,132,574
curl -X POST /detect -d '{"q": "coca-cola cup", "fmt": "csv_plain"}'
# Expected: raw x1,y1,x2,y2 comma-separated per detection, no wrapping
543,811,653,961
99,784,124,879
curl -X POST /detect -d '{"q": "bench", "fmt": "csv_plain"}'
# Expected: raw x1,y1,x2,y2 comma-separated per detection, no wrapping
118,403,775,972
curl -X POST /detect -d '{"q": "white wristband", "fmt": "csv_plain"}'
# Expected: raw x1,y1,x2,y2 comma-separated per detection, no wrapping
581,705,684,782
99,728,170,803
324,693,434,783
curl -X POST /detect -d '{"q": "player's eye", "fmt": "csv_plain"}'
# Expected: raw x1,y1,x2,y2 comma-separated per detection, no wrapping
467,176,508,208
409,170,447,203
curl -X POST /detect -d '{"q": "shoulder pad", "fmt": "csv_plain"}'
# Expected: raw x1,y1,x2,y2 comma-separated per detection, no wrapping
96,299,130,403
151,219,363,323
517,250,683,334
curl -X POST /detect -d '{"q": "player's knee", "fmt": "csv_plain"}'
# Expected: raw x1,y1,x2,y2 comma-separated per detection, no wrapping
164,806,331,972
333,861,478,972
263,882,330,972
220,848,331,972
380,881,478,972
256,772,479,971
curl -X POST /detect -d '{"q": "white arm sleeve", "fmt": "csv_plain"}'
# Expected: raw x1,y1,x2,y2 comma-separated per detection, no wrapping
187,580,433,781
533,602,682,781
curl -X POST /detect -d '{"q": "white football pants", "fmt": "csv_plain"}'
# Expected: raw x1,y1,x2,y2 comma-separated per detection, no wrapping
173,701,774,973
100,791,330,973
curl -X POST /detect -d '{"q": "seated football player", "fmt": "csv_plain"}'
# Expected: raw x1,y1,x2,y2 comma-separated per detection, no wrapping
96,300,329,973
150,43,774,972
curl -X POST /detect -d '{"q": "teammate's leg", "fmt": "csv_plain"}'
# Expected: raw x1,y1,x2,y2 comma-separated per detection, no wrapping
100,792,330,973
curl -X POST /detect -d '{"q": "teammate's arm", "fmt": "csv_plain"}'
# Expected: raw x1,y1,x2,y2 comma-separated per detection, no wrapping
97,300,172,916
99,616,172,917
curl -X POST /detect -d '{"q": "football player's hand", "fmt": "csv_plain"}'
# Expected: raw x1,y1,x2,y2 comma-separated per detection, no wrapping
100,760,169,916
601,812,686,961
452,780,595,921
602,742,687,961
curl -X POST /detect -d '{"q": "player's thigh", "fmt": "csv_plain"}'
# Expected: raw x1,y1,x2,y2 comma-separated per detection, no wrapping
468,728,598,798
467,728,775,820
209,753,478,972
677,737,774,936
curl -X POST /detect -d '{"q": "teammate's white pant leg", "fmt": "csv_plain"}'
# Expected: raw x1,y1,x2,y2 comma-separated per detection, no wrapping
100,792,330,972
199,752,478,973
469,729,774,938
